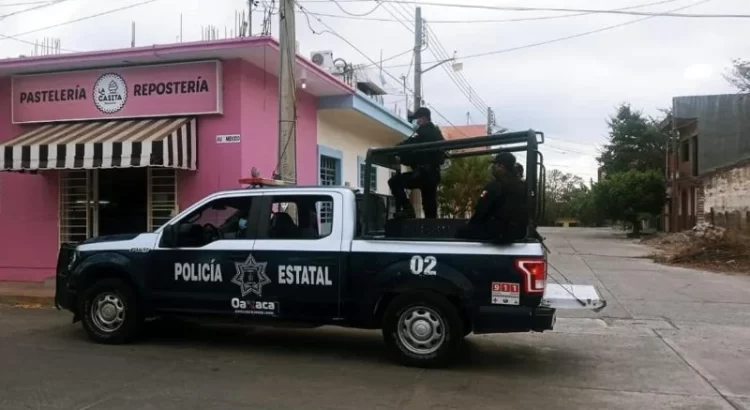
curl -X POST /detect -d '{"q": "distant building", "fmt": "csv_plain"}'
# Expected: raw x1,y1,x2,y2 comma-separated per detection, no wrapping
439,124,489,154
663,93,750,232
441,124,487,140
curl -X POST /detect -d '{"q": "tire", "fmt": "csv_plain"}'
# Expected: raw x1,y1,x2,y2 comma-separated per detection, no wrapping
79,278,142,344
382,292,464,368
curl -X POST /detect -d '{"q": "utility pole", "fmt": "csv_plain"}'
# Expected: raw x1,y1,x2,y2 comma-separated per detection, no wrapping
413,7,423,112
276,0,297,184
486,107,494,135
409,7,424,217
248,0,254,36
131,22,135,48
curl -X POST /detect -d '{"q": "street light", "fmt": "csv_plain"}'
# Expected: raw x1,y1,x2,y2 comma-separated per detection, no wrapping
415,51,461,107
421,52,462,75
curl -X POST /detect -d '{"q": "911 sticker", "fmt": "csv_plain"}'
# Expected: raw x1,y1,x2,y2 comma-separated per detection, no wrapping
491,282,520,305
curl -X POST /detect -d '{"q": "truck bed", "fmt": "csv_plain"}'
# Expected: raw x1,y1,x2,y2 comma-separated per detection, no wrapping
384,218,468,239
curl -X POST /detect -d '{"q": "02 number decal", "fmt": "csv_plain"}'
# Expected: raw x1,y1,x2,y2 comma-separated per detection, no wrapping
409,255,437,276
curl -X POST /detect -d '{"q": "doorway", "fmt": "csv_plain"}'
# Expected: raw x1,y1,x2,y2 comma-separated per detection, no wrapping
59,168,177,244
97,168,148,236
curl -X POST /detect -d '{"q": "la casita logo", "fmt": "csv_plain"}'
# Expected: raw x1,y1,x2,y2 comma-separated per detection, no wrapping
93,73,127,114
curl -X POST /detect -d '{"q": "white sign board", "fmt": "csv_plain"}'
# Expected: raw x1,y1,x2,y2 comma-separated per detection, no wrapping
216,134,241,144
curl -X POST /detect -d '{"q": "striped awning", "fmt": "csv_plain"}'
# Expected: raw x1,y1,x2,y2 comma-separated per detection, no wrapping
0,117,197,171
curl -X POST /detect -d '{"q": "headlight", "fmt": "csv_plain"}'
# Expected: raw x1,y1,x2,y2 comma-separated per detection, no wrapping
67,251,79,271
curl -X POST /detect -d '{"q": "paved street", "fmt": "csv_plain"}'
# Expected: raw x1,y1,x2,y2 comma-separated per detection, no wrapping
1,227,749,410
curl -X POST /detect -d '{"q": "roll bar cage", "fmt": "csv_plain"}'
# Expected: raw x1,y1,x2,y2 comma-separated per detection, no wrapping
361,129,547,238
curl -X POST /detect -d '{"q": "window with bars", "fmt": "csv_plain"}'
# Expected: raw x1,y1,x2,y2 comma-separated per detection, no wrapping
319,156,338,186
59,170,91,245
148,168,177,231
318,155,340,227
359,160,378,192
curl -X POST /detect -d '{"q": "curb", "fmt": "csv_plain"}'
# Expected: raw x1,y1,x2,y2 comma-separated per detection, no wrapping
0,294,55,307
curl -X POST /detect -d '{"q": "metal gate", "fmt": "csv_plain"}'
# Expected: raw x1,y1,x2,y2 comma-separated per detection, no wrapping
59,168,177,244
147,168,177,232
59,170,93,245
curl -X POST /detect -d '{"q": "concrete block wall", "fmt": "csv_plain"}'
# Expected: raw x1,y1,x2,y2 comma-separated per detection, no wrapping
704,162,750,231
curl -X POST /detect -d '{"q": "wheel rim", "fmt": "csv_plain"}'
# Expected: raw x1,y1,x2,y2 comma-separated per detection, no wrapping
90,292,126,333
397,306,446,355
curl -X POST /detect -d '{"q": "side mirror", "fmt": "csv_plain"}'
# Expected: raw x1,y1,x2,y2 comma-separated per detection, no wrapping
160,224,178,248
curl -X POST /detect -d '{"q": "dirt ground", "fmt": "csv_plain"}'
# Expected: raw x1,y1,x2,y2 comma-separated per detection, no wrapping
642,230,750,275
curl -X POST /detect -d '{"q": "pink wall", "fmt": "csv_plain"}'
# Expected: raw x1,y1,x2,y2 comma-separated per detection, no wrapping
0,77,60,282
177,59,243,209
0,57,320,283
179,58,318,210
238,60,318,185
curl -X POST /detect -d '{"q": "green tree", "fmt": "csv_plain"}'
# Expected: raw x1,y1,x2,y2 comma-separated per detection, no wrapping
437,156,492,218
724,58,750,92
541,169,587,225
594,170,666,236
598,103,668,176
568,184,601,227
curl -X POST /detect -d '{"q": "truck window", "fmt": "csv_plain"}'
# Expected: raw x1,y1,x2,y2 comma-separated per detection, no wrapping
173,196,255,247
259,194,334,240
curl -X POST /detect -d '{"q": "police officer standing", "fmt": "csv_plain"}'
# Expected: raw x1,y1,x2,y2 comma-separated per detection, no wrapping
388,107,445,219
456,152,528,242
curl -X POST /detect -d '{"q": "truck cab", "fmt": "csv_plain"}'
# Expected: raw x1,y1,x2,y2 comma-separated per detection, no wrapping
55,130,604,368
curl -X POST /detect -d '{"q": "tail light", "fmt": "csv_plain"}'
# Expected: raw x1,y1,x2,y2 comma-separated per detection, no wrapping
514,258,547,294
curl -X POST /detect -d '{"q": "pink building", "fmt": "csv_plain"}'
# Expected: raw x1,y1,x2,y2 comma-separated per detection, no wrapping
0,37,411,283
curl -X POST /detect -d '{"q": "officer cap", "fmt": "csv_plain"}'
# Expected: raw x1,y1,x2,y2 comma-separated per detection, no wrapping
492,152,516,168
408,107,431,122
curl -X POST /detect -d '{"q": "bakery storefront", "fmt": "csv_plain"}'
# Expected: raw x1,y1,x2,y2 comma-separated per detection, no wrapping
0,58,229,282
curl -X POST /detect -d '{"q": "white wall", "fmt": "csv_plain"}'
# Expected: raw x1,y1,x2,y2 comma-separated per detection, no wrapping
317,114,402,194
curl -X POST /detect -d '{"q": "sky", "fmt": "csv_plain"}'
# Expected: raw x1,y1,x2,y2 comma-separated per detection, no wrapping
1,0,749,182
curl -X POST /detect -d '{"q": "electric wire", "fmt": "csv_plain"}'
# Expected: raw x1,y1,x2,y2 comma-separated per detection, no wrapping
303,0,686,24
0,0,69,19
297,2,468,136
0,0,56,7
0,0,162,49
328,0,384,17
424,23,488,116
381,0,715,69
382,0,488,121
375,0,750,19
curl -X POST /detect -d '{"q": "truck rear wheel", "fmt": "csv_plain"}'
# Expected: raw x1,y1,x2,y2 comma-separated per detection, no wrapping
382,292,463,368
80,278,142,344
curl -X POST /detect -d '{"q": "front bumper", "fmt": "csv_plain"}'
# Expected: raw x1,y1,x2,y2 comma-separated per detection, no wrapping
472,306,556,334
54,244,77,312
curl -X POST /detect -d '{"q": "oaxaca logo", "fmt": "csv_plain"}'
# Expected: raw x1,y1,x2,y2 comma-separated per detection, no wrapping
93,73,127,114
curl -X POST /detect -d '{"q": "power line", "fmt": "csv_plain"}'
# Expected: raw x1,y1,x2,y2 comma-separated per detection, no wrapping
0,0,68,19
328,0,384,17
381,0,715,69
296,2,467,135
358,48,412,69
303,0,686,24
424,23,488,115
379,0,414,33
0,0,161,47
375,0,750,19
383,1,472,136
0,1,55,7
546,137,604,147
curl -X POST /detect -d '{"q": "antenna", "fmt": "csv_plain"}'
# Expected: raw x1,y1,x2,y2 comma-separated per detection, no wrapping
131,21,135,47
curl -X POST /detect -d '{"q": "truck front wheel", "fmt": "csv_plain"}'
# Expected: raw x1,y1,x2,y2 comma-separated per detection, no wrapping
80,278,142,344
382,292,464,368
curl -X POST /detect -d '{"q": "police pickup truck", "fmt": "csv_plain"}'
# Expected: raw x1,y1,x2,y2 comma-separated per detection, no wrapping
55,130,604,368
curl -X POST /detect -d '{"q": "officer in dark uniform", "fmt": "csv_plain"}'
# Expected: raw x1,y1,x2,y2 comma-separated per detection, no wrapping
455,152,528,242
388,107,445,219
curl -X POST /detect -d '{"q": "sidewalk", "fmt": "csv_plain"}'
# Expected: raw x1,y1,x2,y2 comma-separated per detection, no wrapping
0,280,55,307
